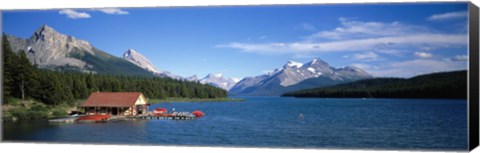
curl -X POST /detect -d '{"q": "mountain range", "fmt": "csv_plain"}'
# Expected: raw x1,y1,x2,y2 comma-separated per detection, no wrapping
197,73,240,90
5,24,153,77
5,24,373,94
121,49,239,90
229,58,373,96
5,24,241,90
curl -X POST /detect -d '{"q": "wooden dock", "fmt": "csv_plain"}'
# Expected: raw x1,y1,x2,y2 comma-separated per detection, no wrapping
48,116,79,123
48,111,200,123
136,115,196,120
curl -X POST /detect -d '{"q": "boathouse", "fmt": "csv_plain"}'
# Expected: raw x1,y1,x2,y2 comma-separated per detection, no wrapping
80,92,148,116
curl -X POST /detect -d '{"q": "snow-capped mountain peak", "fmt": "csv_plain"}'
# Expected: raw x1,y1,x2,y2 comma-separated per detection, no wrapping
123,49,159,73
186,75,199,81
229,57,373,96
198,73,240,90
212,73,223,78
122,49,183,79
306,58,328,67
231,78,242,83
121,49,238,88
285,61,303,68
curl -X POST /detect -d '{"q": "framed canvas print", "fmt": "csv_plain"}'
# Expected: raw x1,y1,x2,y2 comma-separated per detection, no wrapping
1,0,479,152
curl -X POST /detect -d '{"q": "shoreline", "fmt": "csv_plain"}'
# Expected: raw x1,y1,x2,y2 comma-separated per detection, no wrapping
2,99,84,122
2,97,245,122
148,97,245,104
283,96,468,100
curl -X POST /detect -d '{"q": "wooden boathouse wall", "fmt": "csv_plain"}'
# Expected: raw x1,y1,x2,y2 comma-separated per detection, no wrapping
80,92,149,116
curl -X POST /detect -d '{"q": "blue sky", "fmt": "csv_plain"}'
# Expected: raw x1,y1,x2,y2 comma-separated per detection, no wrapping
2,3,468,79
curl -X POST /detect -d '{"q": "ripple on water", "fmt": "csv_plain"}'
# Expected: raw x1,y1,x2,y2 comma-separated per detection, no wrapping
2,97,468,150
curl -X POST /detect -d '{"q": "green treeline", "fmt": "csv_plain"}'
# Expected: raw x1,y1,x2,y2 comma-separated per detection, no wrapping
282,70,467,99
2,35,227,106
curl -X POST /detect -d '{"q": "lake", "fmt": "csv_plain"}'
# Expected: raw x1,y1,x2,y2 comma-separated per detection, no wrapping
2,97,468,151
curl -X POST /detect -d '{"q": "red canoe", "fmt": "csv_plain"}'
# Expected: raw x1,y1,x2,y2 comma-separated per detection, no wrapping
77,114,110,122
192,110,205,117
154,108,168,115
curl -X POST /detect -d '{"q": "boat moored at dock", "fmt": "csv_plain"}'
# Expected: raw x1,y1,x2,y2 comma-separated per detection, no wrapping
138,108,205,120
49,92,205,123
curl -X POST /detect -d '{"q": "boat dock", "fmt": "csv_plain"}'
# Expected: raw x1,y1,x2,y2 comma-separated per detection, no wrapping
135,115,196,120
53,92,204,123
135,111,198,120
48,116,79,123
48,109,203,123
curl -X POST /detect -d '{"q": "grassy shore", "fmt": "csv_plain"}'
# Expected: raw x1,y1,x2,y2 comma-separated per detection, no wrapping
2,98,84,122
2,97,245,121
148,97,245,104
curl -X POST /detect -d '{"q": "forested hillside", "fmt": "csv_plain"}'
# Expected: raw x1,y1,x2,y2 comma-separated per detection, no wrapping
282,70,467,99
2,35,227,106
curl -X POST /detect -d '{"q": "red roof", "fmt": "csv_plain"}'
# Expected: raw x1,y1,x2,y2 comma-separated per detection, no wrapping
81,92,144,107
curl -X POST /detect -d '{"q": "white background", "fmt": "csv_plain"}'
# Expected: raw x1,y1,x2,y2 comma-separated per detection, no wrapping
0,0,478,153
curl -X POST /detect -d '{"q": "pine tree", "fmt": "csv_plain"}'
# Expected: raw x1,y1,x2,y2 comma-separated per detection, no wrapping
13,50,37,100
2,34,16,103
86,72,98,93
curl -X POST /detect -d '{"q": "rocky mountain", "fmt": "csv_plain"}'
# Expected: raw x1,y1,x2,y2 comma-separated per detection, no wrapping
185,75,199,82
123,49,159,73
229,58,373,96
185,74,240,90
5,24,153,76
122,49,182,79
197,73,240,90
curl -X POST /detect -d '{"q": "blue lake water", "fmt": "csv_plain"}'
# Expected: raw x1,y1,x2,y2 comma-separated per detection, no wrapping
2,97,468,150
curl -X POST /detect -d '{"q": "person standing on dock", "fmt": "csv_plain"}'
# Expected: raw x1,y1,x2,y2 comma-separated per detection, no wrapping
172,108,175,113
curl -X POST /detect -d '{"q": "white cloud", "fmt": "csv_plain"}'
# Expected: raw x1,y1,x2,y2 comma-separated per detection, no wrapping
309,18,425,40
218,18,467,56
96,8,129,15
351,63,379,71
451,55,468,61
414,52,433,58
217,33,467,54
217,18,468,77
428,11,468,21
352,52,379,61
358,59,466,78
59,8,129,19
59,9,91,19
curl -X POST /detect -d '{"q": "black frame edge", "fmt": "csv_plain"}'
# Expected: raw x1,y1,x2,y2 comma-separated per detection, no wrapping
469,1,480,151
